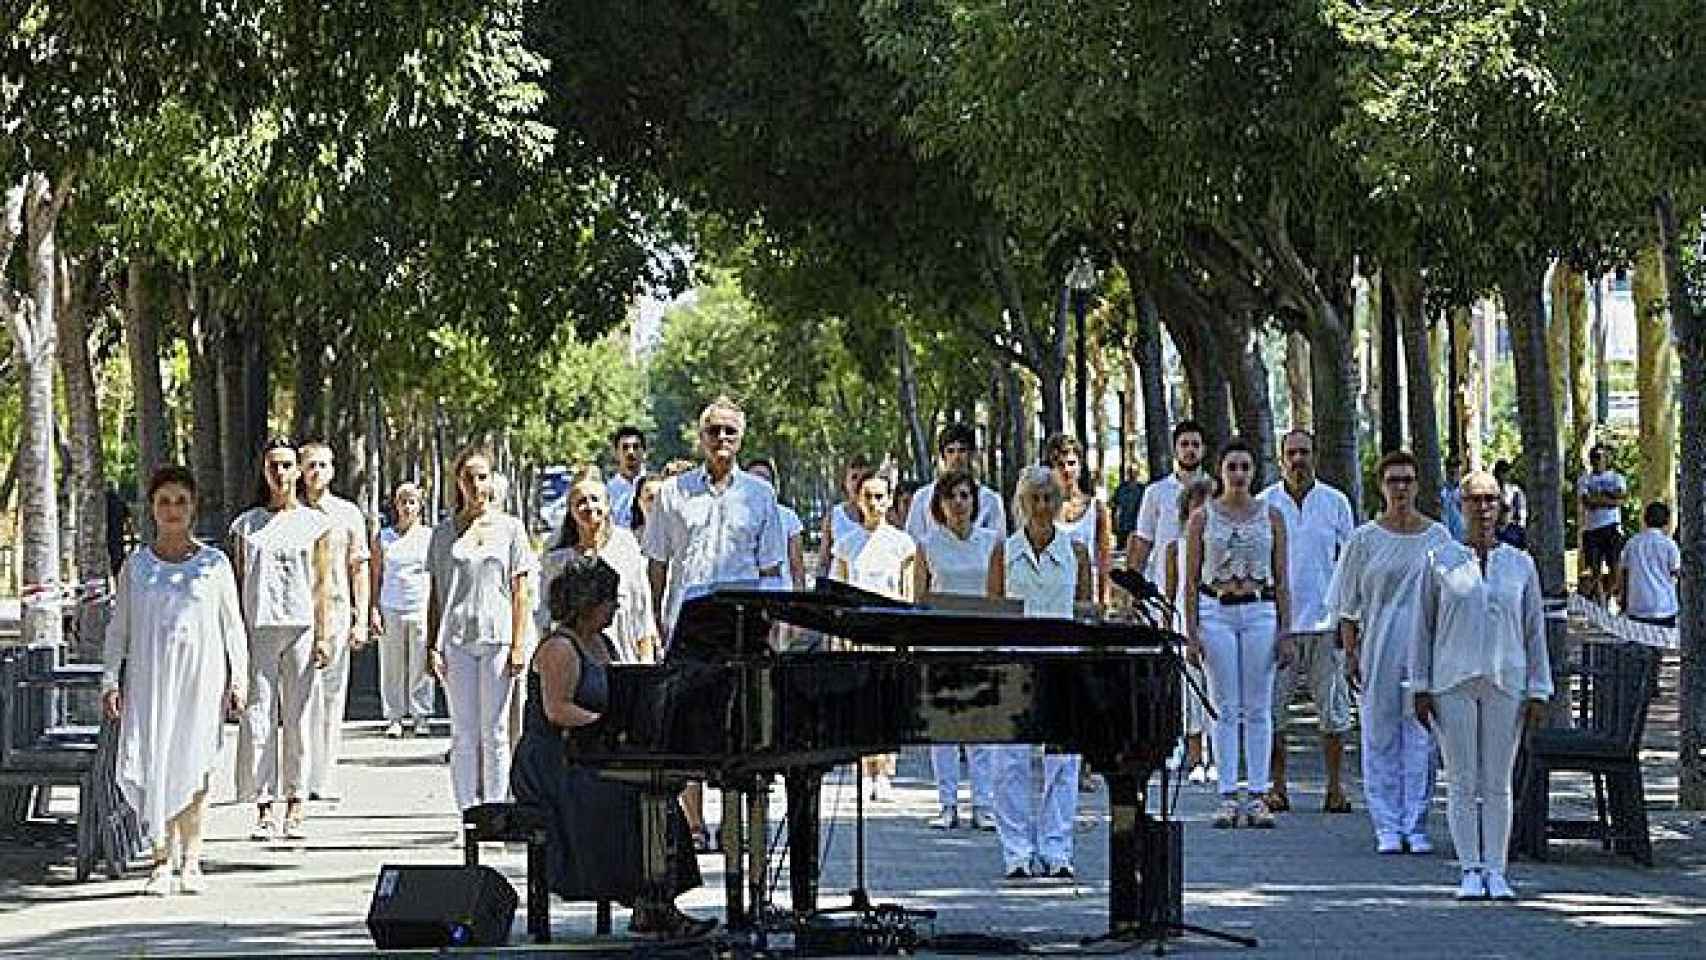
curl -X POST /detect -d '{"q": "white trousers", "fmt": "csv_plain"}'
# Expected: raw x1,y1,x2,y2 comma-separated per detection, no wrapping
1361,712,1435,840
378,612,434,722
1182,660,1212,738
931,744,995,810
1199,598,1278,796
443,642,514,811
307,630,351,796
992,745,1080,870
1435,678,1524,873
236,626,316,804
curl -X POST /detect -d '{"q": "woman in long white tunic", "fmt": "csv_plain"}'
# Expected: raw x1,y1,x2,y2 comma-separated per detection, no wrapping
536,470,657,663
104,466,249,896
1332,451,1455,854
1415,471,1552,901
994,466,1093,879
831,472,916,800
913,469,1003,830
371,482,435,737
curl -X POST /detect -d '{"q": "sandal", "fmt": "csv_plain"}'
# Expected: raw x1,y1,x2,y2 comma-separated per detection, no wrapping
630,903,719,940
691,825,715,853
1322,790,1353,814
1262,788,1291,813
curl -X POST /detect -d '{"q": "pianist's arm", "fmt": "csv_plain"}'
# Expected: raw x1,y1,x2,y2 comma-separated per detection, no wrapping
536,637,602,729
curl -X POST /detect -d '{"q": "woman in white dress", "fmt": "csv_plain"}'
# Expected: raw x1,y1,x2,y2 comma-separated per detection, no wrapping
993,466,1093,879
1044,433,1113,606
1333,449,1456,854
371,482,435,738
1183,438,1294,829
1163,478,1218,785
831,472,916,800
1414,470,1551,901
427,446,537,813
103,466,249,896
229,438,335,842
912,469,1003,830
536,469,658,663
817,455,875,580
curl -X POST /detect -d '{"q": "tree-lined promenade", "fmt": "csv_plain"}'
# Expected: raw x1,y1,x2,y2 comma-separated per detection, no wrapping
3,0,1703,813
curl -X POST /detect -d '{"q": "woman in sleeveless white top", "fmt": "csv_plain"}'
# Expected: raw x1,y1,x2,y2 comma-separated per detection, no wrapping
1045,434,1113,606
992,467,1093,879
1182,441,1293,829
913,471,1004,829
817,458,876,579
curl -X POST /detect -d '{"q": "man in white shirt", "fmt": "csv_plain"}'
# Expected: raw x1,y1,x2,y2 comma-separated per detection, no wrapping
1577,444,1629,604
1260,429,1356,814
299,442,371,803
1124,420,1207,586
1619,501,1681,628
904,423,1007,542
606,425,648,528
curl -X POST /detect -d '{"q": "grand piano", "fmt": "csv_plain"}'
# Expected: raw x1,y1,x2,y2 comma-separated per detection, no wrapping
566,581,1184,940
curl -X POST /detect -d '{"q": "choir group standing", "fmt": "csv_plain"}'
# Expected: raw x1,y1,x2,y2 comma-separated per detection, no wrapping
98,394,1554,911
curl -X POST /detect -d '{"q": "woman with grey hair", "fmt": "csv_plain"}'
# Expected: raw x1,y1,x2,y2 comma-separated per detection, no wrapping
511,555,712,938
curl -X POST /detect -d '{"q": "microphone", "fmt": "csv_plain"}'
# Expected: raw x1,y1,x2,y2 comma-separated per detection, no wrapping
1109,568,1161,601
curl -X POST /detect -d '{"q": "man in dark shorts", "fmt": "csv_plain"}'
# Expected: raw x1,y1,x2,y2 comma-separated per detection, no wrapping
1576,444,1628,605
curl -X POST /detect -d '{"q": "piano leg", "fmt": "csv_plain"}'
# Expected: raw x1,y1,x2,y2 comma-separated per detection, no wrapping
784,769,824,916
722,784,749,932
1106,772,1145,936
748,777,771,940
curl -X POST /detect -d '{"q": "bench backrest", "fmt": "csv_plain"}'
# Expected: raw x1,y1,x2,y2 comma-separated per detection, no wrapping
1576,641,1660,756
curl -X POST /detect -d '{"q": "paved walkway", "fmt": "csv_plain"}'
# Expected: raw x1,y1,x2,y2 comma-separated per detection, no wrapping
3,704,1704,958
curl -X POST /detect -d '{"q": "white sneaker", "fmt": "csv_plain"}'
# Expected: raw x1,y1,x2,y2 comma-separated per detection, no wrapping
1212,799,1241,829
971,808,998,832
1187,764,1207,785
178,862,206,895
1166,744,1185,772
1376,833,1403,855
249,818,277,842
1456,868,1487,901
1484,871,1516,901
385,721,404,739
1205,764,1219,783
1405,833,1434,855
868,774,893,802
927,807,958,830
143,863,174,897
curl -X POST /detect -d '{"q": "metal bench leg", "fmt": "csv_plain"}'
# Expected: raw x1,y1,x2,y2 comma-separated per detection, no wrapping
527,838,551,943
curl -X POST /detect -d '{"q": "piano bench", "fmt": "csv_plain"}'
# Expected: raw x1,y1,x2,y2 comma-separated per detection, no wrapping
461,802,613,942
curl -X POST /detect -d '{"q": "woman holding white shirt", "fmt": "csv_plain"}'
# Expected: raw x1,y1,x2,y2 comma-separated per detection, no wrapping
913,469,1003,831
371,482,435,738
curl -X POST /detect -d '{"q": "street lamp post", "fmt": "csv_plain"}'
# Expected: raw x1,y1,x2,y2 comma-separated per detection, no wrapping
1066,248,1098,484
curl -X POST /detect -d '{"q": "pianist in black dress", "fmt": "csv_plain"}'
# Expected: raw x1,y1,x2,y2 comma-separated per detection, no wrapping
510,555,714,939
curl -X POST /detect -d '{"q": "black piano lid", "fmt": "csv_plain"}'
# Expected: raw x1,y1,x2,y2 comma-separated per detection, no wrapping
669,582,1175,659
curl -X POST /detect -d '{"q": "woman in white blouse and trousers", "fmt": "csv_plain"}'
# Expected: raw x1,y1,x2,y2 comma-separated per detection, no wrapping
371,482,435,738
536,469,658,664
994,466,1093,879
913,469,1003,830
1414,471,1552,901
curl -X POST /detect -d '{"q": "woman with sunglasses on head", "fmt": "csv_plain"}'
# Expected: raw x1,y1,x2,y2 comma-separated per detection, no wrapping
912,468,1004,830
1183,438,1293,829
1331,450,1455,855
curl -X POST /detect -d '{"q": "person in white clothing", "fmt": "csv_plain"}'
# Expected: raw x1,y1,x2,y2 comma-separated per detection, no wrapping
1184,438,1294,829
904,423,1007,544
104,466,249,896
1045,433,1113,606
746,459,807,591
993,466,1093,879
1259,429,1356,815
832,472,916,801
427,446,536,814
1415,470,1553,901
1334,449,1455,854
818,455,875,580
1619,501,1681,627
1163,478,1217,785
606,425,649,529
230,438,336,842
537,468,658,663
913,469,1004,830
1577,444,1629,604
371,482,435,738
644,396,785,847
299,442,371,802
1125,420,1207,588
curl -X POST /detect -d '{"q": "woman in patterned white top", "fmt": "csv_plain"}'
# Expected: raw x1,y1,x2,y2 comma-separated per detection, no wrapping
913,469,1003,830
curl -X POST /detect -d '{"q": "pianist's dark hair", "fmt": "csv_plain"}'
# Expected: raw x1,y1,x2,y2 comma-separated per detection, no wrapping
548,554,621,627
929,469,981,526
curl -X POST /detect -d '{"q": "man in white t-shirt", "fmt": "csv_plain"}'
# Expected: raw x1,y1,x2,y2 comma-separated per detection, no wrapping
299,442,371,803
1125,420,1207,587
1260,429,1356,814
606,425,648,528
1577,444,1629,604
905,423,1007,543
1619,501,1681,627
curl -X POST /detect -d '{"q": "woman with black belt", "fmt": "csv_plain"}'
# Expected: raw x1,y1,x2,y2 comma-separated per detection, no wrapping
510,555,714,938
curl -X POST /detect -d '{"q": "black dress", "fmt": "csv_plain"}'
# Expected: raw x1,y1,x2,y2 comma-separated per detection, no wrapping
510,638,701,902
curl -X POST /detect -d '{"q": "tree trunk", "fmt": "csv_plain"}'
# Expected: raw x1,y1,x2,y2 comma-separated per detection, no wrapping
53,252,108,585
1504,262,1570,721
3,175,69,646
1228,326,1276,490
1450,306,1477,473
1170,315,1231,456
217,301,249,518
1285,332,1312,431
1379,274,1404,454
1035,286,1069,438
1592,275,1611,423
1308,297,1364,519
183,276,225,536
1547,264,1573,466
1002,362,1029,497
1392,268,1445,518
125,257,168,540
1655,193,1705,808
1633,245,1677,512
328,344,359,498
292,315,325,444
894,323,931,479
1136,291,1171,480
1564,267,1594,472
